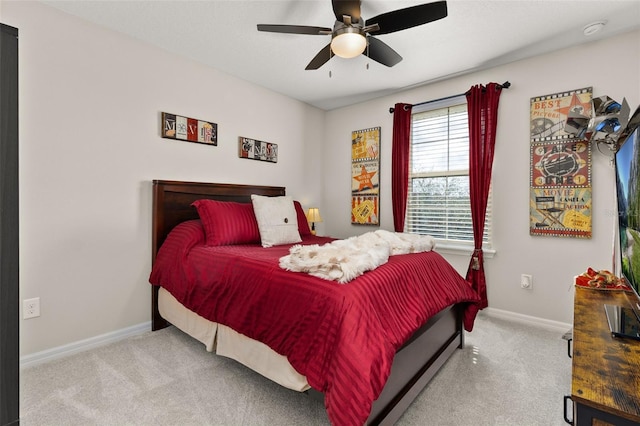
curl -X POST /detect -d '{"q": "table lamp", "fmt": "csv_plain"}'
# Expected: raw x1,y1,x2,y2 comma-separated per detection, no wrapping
306,207,323,236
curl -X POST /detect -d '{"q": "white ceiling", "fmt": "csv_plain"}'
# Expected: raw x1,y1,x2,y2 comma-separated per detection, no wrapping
41,0,640,110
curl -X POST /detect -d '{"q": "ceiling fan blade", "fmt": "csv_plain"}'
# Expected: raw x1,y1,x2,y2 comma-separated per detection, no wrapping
366,1,448,35
305,44,333,70
366,37,402,67
332,0,362,23
257,24,332,35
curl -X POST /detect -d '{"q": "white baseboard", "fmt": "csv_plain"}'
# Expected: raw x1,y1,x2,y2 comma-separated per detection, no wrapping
19,310,571,368
481,307,572,333
20,321,151,369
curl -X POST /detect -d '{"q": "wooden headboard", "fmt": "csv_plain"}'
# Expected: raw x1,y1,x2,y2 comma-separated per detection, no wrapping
152,180,286,261
151,180,286,329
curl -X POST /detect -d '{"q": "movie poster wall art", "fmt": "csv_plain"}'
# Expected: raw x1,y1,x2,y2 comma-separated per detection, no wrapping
529,186,592,238
531,140,590,188
351,127,380,225
162,112,217,146
530,87,592,141
529,88,593,238
238,137,278,163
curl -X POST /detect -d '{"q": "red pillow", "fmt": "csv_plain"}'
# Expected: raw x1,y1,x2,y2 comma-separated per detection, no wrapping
192,199,260,246
294,201,312,236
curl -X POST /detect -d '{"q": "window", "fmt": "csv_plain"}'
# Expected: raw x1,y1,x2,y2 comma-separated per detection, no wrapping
404,96,492,249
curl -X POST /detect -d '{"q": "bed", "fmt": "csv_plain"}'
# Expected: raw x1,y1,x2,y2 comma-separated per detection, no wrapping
149,179,480,425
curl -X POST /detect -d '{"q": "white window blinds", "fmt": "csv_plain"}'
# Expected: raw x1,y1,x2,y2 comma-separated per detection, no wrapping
405,99,492,246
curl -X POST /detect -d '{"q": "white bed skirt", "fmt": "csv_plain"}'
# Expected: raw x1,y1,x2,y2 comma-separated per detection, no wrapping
158,287,310,392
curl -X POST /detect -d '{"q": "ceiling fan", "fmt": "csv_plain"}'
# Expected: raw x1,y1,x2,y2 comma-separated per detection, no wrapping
257,0,448,70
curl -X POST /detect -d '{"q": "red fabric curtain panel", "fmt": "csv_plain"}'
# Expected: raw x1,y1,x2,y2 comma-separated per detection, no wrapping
391,103,413,232
465,83,503,310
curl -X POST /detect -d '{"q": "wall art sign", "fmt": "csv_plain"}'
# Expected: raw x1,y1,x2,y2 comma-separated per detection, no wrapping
238,137,278,163
529,88,593,238
351,127,380,225
530,87,593,141
162,112,217,146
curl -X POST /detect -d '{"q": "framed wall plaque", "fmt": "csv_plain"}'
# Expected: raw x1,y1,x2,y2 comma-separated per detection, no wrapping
161,112,217,146
238,136,278,163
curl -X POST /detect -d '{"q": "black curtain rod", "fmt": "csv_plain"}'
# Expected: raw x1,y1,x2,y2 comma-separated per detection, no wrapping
389,81,511,113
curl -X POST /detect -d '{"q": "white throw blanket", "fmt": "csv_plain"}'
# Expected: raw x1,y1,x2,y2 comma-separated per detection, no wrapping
279,230,435,284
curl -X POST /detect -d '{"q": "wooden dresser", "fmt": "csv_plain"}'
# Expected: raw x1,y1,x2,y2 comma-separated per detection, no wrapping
570,287,640,425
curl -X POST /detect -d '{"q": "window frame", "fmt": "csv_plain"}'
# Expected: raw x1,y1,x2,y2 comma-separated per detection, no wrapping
405,95,494,256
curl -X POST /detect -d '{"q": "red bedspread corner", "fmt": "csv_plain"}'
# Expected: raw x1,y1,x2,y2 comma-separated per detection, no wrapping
463,302,480,332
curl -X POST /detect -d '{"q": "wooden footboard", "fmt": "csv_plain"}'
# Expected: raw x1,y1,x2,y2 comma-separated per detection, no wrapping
371,305,463,425
307,304,463,425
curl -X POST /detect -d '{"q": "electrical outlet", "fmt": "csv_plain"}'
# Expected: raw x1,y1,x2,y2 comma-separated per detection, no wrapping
23,297,40,319
521,274,533,290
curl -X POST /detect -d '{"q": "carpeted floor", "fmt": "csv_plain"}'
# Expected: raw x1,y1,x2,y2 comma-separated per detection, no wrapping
20,313,572,425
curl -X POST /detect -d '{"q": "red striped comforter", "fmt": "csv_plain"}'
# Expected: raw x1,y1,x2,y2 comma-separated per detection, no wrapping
149,220,480,425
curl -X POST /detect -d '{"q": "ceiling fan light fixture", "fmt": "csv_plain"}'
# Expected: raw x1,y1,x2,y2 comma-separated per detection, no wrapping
331,27,366,58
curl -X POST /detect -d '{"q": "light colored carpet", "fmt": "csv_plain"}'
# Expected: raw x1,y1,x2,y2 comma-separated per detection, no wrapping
20,313,572,425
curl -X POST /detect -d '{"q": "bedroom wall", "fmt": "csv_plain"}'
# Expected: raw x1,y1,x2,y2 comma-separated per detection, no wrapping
323,29,640,325
3,1,326,356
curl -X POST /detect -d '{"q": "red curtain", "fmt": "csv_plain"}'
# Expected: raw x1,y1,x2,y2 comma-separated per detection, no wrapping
391,103,413,232
465,83,502,309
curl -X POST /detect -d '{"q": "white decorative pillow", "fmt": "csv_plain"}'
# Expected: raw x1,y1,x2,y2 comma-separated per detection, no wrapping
251,194,302,247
